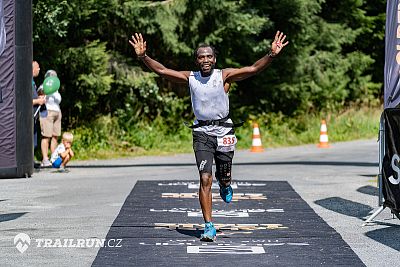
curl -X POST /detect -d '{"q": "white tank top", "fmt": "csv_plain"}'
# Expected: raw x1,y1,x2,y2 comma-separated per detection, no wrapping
189,69,232,136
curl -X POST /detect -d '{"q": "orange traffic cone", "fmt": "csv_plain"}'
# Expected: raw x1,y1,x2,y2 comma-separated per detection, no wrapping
318,119,330,148
250,123,264,152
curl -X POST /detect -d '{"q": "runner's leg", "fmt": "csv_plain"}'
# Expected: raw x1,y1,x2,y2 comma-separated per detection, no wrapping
199,171,213,222
215,150,234,203
215,150,234,187
192,131,216,223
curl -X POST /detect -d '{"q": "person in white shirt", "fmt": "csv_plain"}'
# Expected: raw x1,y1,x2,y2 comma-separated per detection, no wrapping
40,70,62,167
129,31,288,242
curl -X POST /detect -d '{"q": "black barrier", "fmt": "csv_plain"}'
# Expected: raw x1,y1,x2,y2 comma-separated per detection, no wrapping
0,0,32,178
382,109,400,219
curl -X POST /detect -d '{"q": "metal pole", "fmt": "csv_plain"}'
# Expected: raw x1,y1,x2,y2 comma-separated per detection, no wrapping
378,114,385,206
362,114,385,226
362,206,385,226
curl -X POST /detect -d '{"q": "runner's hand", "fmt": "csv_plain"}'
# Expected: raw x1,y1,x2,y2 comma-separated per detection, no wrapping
129,33,147,58
270,31,289,57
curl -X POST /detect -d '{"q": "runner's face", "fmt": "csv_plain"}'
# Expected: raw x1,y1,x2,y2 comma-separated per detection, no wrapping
196,47,215,76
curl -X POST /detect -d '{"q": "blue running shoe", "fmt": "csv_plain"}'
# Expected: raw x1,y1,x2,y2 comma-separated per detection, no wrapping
219,184,233,203
200,222,216,242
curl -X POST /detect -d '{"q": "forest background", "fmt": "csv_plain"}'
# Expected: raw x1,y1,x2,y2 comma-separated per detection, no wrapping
32,0,386,159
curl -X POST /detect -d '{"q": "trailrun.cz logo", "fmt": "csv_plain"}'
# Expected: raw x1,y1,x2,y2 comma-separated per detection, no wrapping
14,233,30,254
13,233,122,253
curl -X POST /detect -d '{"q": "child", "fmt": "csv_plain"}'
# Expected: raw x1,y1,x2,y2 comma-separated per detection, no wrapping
50,132,74,172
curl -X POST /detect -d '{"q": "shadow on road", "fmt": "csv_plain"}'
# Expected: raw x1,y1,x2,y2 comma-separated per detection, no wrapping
176,228,202,238
68,161,378,169
0,212,27,223
315,197,373,219
357,185,379,196
359,174,378,178
365,226,400,251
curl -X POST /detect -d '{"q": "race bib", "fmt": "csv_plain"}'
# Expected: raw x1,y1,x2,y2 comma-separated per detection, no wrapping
217,134,237,152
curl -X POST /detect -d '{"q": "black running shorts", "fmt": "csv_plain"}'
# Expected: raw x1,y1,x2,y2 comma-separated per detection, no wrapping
192,130,234,174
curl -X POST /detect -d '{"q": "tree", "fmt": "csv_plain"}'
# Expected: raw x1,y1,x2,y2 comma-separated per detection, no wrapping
33,0,384,129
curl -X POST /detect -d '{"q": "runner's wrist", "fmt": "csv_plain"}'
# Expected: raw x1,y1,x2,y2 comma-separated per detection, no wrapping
138,53,147,60
267,50,277,58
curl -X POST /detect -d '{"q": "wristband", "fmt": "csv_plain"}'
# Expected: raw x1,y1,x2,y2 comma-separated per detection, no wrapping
267,50,277,58
138,54,147,60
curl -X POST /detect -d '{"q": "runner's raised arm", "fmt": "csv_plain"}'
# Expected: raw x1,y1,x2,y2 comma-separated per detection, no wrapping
129,33,189,84
223,31,288,83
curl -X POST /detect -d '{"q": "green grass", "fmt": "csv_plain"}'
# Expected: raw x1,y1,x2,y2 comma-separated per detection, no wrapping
236,106,381,149
69,106,381,160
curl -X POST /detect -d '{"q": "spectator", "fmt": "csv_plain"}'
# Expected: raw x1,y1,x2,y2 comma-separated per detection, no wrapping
32,61,46,168
50,132,74,172
39,70,62,167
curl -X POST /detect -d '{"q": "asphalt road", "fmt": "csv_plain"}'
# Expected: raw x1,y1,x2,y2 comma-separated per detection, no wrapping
0,139,399,266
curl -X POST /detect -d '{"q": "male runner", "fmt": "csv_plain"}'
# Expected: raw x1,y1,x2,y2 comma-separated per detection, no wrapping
129,31,288,241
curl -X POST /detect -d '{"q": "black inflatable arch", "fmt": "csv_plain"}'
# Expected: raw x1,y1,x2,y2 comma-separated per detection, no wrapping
0,0,33,178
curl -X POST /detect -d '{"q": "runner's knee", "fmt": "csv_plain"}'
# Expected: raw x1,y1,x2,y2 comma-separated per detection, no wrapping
200,173,213,189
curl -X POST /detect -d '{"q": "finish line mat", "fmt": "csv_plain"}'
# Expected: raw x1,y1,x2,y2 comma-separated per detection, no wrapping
92,181,364,266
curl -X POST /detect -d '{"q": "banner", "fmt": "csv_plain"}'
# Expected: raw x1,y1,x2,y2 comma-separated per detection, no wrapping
0,0,16,168
0,0,32,178
382,109,400,218
384,0,400,108
0,0,6,56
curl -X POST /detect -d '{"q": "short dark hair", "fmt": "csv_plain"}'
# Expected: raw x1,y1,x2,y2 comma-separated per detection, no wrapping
193,44,217,60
